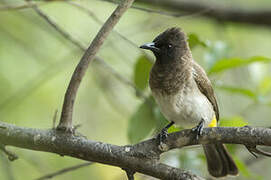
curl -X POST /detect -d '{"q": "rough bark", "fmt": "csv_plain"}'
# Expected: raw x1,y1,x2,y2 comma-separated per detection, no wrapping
1,122,271,179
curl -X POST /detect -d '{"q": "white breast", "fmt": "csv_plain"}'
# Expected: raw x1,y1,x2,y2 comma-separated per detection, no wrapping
152,84,214,128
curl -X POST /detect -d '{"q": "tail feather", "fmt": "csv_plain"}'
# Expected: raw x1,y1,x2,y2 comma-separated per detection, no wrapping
203,143,238,177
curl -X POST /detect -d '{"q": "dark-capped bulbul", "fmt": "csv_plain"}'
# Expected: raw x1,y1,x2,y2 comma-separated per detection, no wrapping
140,27,238,177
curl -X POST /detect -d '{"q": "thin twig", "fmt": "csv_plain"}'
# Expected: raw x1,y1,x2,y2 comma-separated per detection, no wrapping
0,144,18,161
26,0,141,93
67,1,101,23
57,0,135,131
26,0,140,130
52,110,58,129
36,162,93,180
25,0,86,51
25,0,142,130
123,168,136,180
67,1,153,62
246,145,271,157
2,0,144,114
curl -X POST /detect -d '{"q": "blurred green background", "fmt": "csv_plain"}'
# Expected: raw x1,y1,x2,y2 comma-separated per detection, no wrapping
1,0,271,179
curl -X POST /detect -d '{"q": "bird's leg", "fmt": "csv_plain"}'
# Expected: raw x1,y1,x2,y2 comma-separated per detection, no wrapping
157,121,174,144
192,119,204,140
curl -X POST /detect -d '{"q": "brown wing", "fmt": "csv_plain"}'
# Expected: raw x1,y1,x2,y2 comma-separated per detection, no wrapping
192,61,219,121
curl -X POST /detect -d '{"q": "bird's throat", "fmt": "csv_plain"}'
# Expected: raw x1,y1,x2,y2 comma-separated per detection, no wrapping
149,57,192,95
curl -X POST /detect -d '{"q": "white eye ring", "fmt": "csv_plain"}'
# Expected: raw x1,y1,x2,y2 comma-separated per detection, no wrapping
168,44,172,48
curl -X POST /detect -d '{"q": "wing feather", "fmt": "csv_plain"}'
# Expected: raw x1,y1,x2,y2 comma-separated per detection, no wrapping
192,61,219,121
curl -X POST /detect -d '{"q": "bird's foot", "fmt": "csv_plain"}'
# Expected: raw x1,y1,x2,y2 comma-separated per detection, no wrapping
156,121,174,145
157,127,169,145
192,120,204,140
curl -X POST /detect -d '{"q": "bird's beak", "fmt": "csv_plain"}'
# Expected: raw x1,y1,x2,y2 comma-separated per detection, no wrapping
139,42,160,53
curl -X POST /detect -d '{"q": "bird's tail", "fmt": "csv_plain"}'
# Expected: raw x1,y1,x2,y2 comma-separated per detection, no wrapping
203,143,239,177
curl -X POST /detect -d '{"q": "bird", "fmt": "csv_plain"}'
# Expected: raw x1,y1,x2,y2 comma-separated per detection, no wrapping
139,27,238,177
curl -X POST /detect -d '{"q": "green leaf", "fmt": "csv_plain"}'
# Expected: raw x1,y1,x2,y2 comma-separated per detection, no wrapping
224,144,238,154
219,116,248,127
133,55,152,90
257,76,271,95
235,156,263,180
188,33,207,49
128,97,156,144
216,85,257,100
179,151,202,169
153,105,168,131
233,157,252,178
153,105,181,133
167,125,181,133
204,41,230,69
208,56,271,75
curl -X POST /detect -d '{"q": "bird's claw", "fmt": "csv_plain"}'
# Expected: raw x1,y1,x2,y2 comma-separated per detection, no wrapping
157,127,169,145
156,121,174,145
192,120,204,140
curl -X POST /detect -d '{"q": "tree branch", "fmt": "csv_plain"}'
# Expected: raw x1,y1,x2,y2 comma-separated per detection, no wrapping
25,0,145,101
57,0,135,131
0,121,203,180
1,121,271,179
66,1,153,62
133,0,271,27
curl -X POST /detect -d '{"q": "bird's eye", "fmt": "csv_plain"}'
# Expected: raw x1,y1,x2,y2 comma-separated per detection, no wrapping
168,44,172,48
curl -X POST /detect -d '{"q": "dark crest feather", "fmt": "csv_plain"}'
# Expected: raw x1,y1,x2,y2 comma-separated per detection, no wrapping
153,27,186,44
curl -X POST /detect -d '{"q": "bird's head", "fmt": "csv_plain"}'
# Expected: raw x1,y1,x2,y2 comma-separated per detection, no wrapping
140,27,190,62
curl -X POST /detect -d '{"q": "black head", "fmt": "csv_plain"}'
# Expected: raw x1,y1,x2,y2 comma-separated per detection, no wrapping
140,27,190,62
